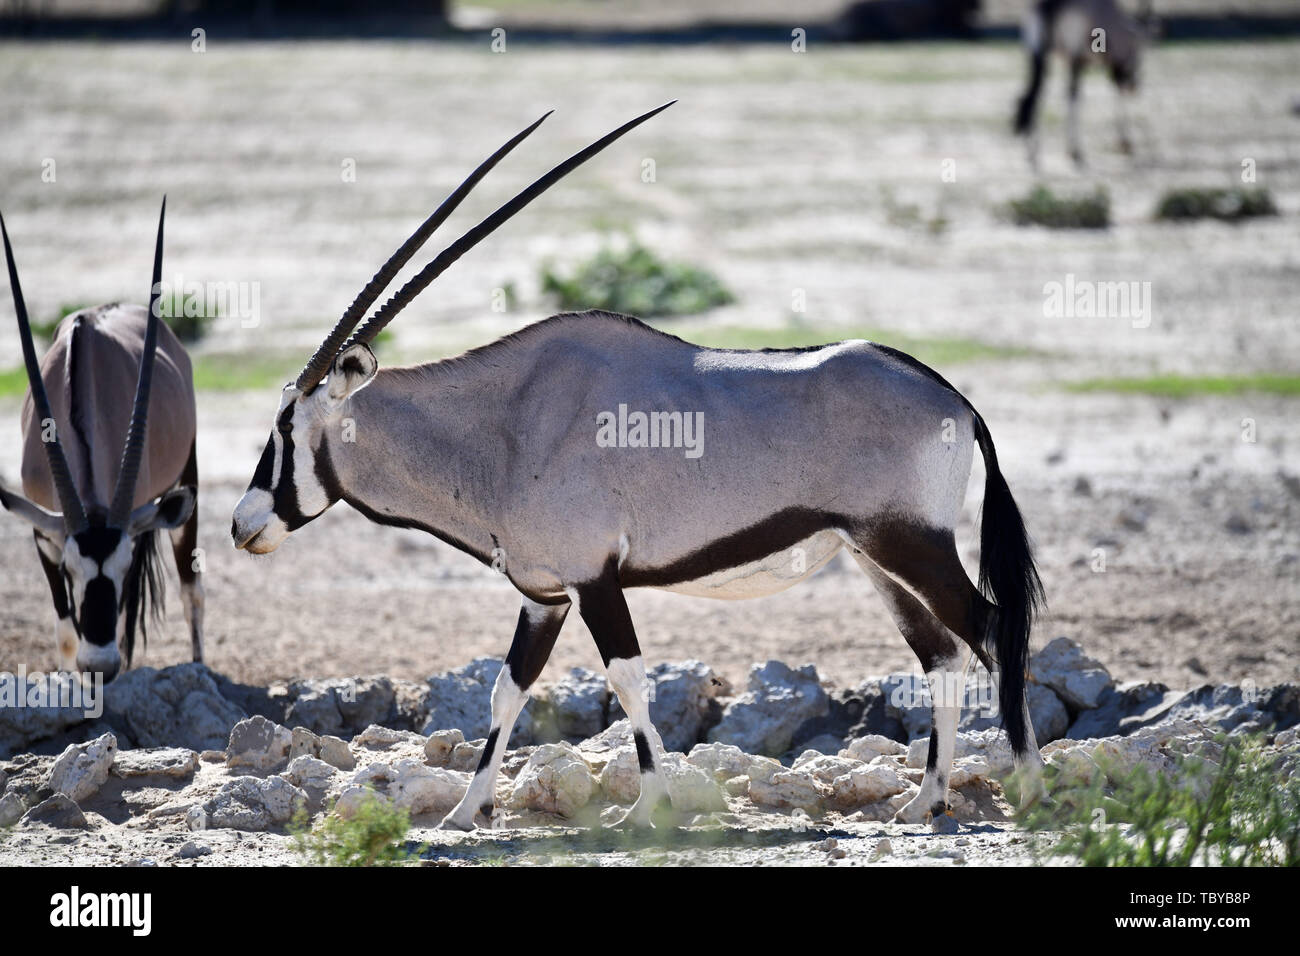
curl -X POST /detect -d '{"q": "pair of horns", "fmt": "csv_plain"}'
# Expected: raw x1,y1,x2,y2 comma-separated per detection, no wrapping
295,101,675,393
1,199,167,533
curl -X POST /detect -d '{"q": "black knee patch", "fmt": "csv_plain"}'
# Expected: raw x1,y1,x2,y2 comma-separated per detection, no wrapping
633,730,655,773
475,727,501,775
478,802,495,820
925,733,939,770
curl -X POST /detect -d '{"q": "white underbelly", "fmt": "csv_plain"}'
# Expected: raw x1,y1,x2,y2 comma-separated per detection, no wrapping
653,531,843,600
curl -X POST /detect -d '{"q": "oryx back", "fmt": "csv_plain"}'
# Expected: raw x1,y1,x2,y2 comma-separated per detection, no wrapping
20,304,196,517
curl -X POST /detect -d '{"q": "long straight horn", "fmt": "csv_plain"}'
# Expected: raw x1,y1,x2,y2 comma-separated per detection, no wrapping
1,212,88,534
295,110,555,393
108,197,166,527
348,101,676,348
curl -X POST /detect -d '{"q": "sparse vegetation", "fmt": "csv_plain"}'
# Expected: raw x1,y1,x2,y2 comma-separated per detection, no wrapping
1155,186,1278,222
291,794,423,867
1007,185,1110,229
157,290,219,343
1016,735,1300,867
541,240,735,318
881,187,949,235
1065,373,1300,398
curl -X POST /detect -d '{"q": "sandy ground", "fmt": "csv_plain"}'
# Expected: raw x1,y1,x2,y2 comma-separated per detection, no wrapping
1,817,1039,867
0,38,1298,697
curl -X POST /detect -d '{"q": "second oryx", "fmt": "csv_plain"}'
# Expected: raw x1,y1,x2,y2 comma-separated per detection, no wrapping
0,201,203,681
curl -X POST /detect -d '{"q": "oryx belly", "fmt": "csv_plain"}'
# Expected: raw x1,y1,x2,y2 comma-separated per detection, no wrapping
654,530,842,599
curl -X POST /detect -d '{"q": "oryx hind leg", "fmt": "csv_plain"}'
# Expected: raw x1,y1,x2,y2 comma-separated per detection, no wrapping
439,597,569,831
841,521,994,824
169,440,204,663
571,573,672,829
852,551,973,824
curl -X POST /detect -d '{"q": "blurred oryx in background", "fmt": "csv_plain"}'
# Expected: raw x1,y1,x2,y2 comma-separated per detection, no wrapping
1015,0,1156,166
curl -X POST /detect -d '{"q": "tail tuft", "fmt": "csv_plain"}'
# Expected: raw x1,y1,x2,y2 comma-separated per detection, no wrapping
971,413,1044,756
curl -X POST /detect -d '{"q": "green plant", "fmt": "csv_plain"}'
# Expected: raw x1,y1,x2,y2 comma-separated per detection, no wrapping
1007,185,1110,229
1016,735,1300,866
541,240,734,318
157,290,219,344
1155,186,1278,222
290,793,423,867
1064,373,1300,398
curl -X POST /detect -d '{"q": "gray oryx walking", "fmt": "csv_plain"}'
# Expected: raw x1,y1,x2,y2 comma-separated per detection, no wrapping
0,201,202,681
232,104,1044,829
1014,0,1153,167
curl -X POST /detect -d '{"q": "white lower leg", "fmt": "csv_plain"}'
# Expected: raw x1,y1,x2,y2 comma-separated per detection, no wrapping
607,656,670,825
181,579,205,663
56,617,77,672
1068,94,1083,163
896,651,969,823
441,665,528,830
1116,89,1134,153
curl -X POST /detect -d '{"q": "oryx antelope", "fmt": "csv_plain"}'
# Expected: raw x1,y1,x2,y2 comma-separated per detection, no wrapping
232,104,1044,830
0,202,202,682
1014,0,1154,167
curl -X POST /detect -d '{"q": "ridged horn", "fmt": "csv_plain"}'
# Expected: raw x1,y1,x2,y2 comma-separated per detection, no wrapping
295,110,555,393
1,211,88,534
348,101,675,348
108,197,166,527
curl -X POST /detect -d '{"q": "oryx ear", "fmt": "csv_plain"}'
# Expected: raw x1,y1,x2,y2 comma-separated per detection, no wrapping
127,485,195,536
0,483,66,536
327,343,378,402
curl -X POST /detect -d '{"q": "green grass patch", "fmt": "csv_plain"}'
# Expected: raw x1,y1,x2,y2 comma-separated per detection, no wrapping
668,322,1035,367
1007,185,1110,229
1015,735,1300,867
541,240,735,318
291,793,424,867
1065,373,1300,398
1155,186,1279,222
188,353,299,393
0,352,297,398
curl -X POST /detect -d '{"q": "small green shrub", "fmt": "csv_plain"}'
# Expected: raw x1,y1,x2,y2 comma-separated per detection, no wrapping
1016,734,1300,867
291,793,422,867
1155,186,1278,222
1008,185,1110,229
156,291,219,343
541,241,734,318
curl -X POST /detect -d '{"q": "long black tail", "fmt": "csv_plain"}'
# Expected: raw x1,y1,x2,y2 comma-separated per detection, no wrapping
971,412,1044,756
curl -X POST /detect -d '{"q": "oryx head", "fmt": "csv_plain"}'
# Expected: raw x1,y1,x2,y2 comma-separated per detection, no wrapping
0,201,194,682
232,102,674,555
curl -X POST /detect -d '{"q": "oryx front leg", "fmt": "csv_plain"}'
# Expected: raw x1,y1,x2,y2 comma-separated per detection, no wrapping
439,598,568,831
170,442,204,664
572,578,672,829
33,531,76,672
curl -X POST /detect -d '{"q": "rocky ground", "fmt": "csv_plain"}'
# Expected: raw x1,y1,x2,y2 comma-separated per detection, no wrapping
1,638,1295,865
